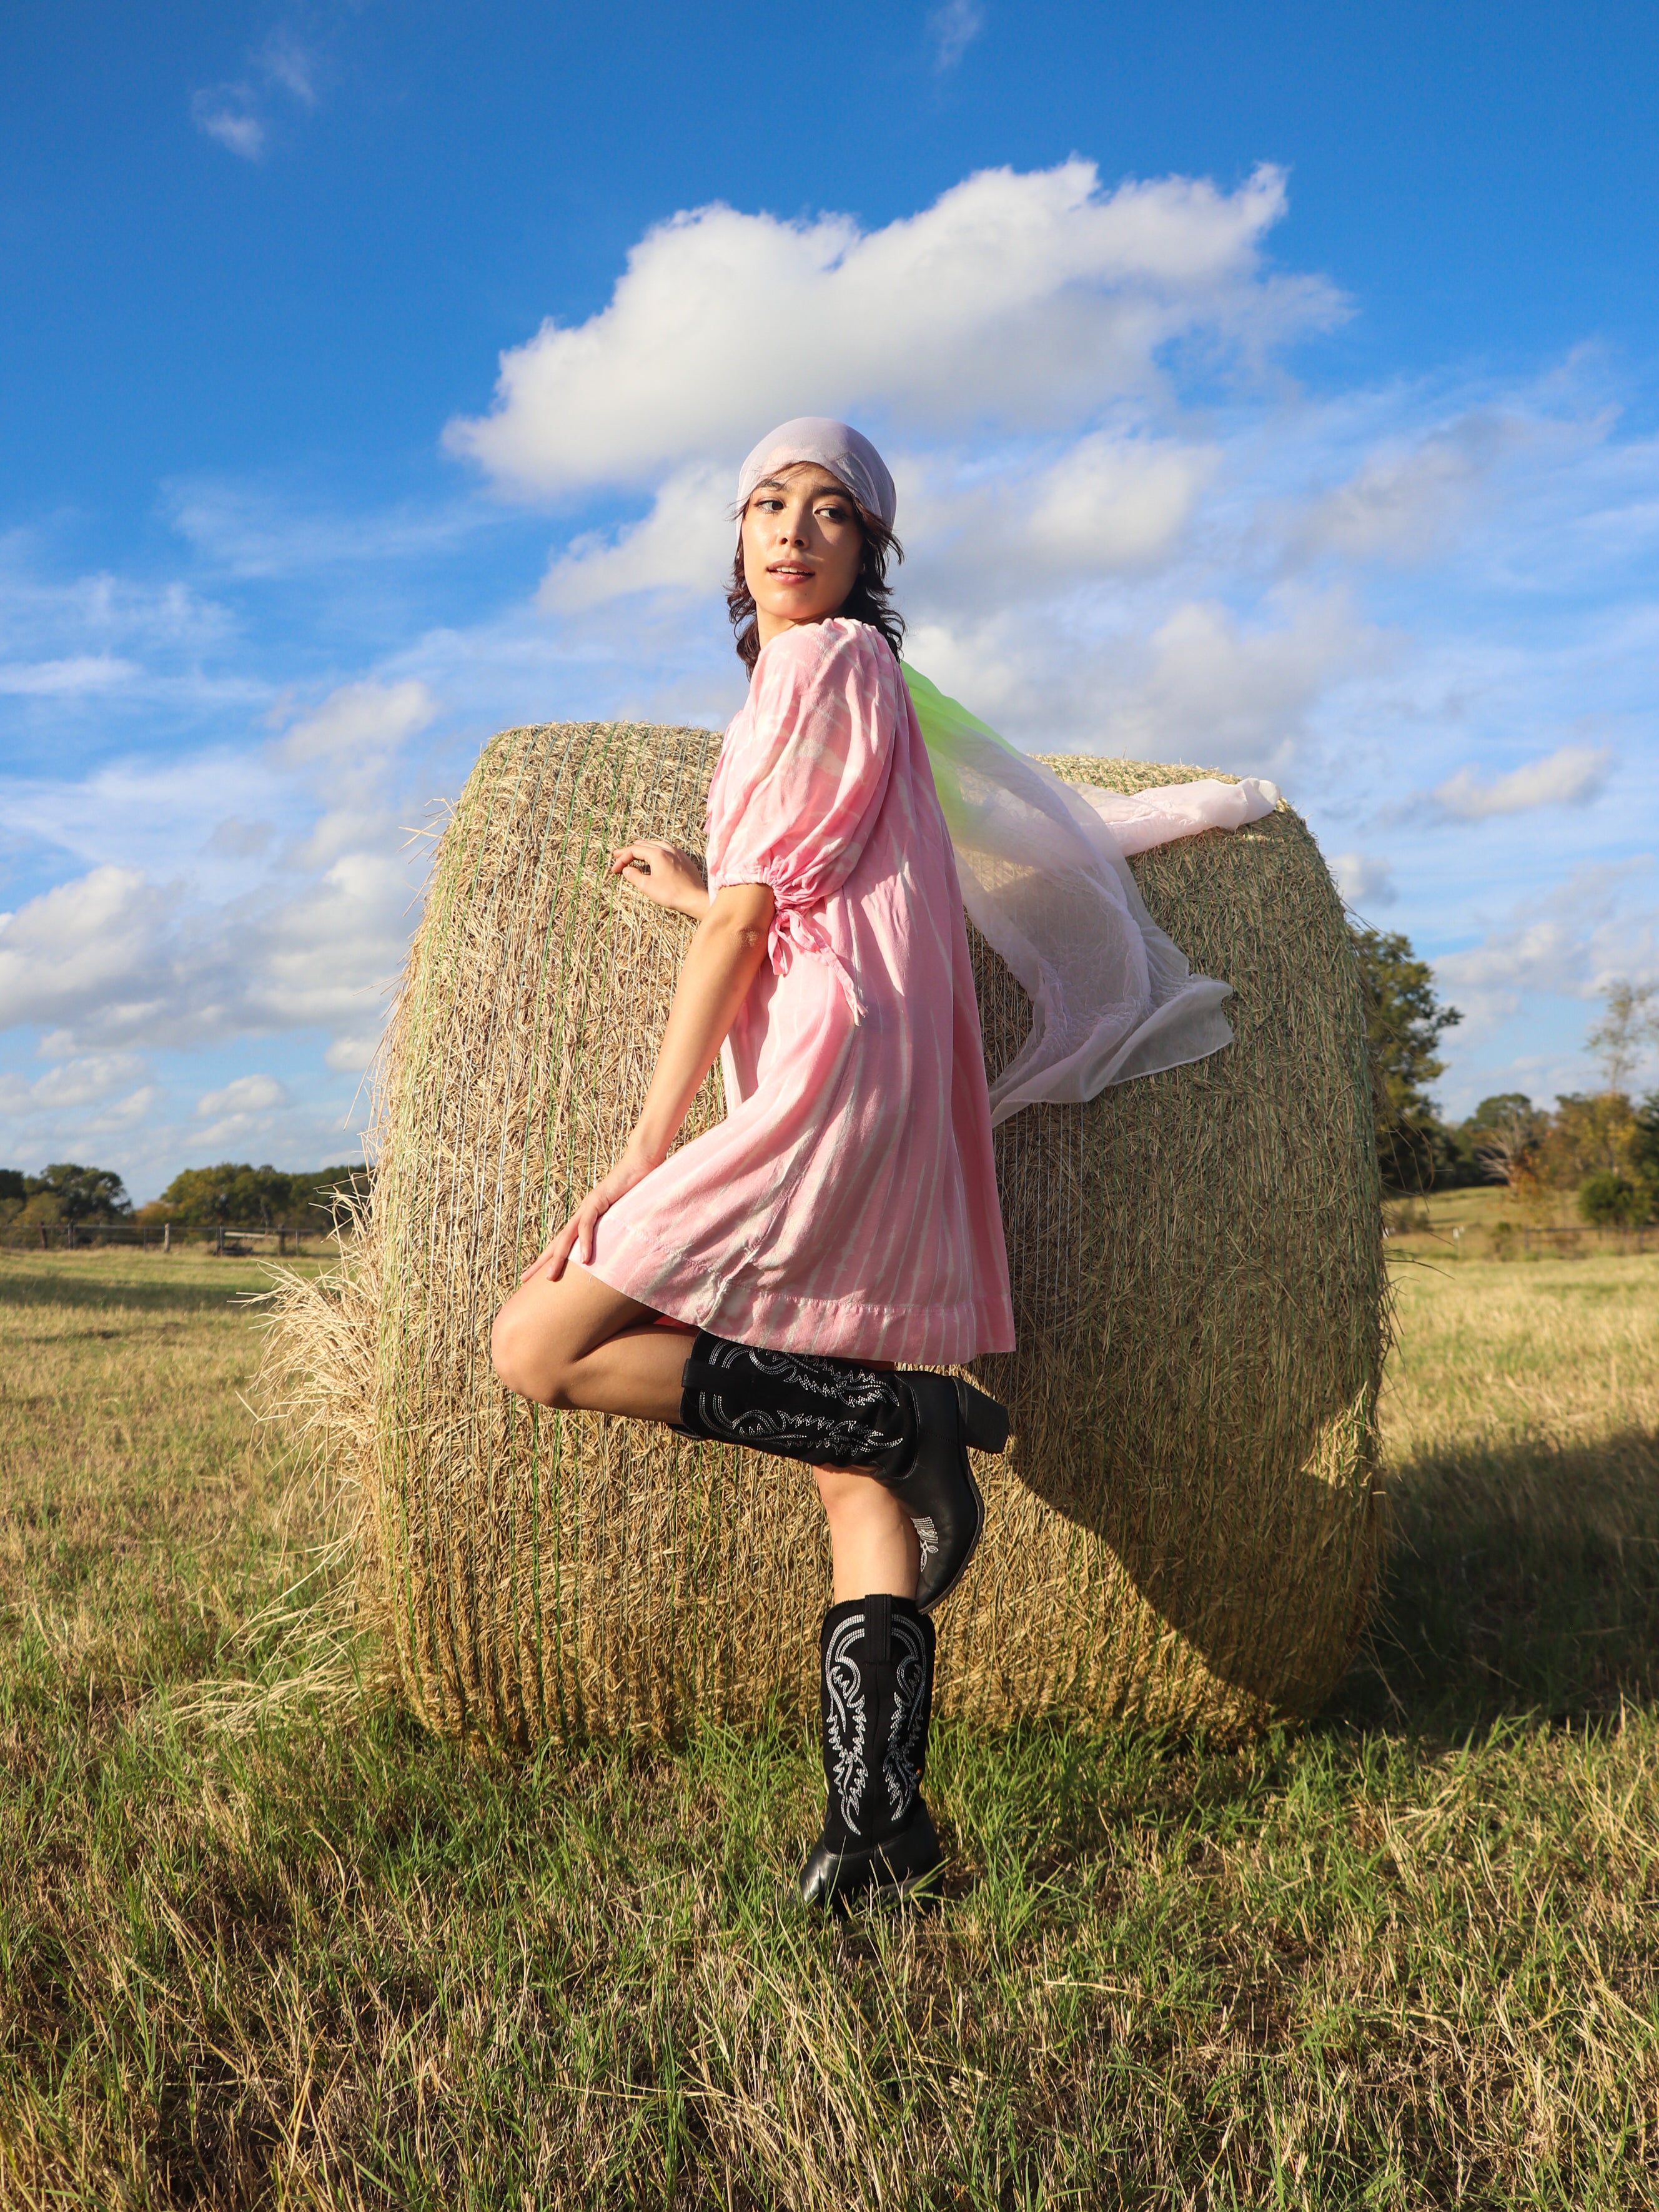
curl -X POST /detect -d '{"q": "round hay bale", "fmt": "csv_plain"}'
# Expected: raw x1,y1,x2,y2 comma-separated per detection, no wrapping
320,718,1384,1744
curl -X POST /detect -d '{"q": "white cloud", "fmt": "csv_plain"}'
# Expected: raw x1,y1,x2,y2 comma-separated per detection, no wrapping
0,868,176,1033
1020,434,1217,572
166,479,492,580
1092,591,1379,773
259,29,317,106
247,851,412,1033
542,432,1221,621
1293,416,1518,565
1332,853,1397,907
190,27,322,162
538,464,735,612
930,0,984,69
277,678,437,766
0,655,140,696
196,1073,290,1118
324,1031,384,1073
1430,741,1612,819
1437,861,1659,1028
209,816,274,857
0,806,411,1067
0,551,230,663
0,1053,150,1116
445,161,1341,497
192,92,265,161
272,678,440,868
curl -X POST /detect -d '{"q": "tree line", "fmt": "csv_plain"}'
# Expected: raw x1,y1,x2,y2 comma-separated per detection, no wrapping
1357,933,1659,1223
0,1161,369,1232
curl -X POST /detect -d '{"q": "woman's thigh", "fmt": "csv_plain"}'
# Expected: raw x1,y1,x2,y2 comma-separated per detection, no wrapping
490,1262,660,1400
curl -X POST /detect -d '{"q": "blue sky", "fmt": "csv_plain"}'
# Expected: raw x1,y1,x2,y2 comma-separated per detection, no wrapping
4,0,1658,1199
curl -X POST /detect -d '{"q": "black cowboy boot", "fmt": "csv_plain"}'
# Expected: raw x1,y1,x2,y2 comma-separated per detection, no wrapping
886,1370,1008,1612
796,1592,943,1911
677,1333,1009,1613
676,1331,914,1474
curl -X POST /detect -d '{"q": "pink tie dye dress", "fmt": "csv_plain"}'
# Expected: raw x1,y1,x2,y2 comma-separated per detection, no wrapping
586,617,1014,1365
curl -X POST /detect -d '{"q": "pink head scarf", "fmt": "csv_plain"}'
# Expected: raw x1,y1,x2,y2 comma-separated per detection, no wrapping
735,417,898,537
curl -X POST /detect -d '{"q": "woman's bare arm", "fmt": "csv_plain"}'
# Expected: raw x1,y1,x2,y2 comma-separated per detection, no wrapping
608,838,710,920
527,880,776,1280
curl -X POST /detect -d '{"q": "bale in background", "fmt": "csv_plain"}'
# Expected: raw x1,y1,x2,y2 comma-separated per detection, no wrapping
275,718,1383,1744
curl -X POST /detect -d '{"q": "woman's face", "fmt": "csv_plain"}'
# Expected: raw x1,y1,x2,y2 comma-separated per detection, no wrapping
740,463,864,642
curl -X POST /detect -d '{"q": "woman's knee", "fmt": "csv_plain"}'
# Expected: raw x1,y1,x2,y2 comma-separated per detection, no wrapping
490,1299,570,1405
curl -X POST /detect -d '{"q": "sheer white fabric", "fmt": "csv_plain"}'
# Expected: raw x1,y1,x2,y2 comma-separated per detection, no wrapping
901,664,1277,1127
1071,773,1280,856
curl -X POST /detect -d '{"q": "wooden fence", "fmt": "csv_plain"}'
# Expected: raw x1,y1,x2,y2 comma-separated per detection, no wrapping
0,1221,352,1257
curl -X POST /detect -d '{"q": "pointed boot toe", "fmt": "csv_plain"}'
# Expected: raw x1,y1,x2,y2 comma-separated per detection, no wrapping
794,1800,944,1913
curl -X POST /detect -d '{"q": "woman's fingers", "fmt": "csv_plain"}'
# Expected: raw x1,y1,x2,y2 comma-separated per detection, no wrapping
517,1240,558,1284
574,1190,611,1267
529,1156,645,1282
542,1216,583,1281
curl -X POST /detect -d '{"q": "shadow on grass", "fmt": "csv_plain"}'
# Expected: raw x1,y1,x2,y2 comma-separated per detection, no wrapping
1328,1425,1659,1739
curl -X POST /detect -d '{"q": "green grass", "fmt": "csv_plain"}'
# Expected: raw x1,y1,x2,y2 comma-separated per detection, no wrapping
1384,1184,1656,1264
2,1249,1657,2208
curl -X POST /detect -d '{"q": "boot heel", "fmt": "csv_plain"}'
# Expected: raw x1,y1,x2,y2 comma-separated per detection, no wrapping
955,1377,1010,1454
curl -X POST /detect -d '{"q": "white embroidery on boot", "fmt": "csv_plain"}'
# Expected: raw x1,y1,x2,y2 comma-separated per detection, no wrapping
911,1515,939,1569
823,1614,868,1837
883,1614,930,1821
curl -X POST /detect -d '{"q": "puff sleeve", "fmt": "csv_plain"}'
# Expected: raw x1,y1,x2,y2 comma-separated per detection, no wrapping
706,621,901,1019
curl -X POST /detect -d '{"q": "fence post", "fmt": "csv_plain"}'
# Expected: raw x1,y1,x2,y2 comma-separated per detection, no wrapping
216,1223,225,1257
162,1221,171,1252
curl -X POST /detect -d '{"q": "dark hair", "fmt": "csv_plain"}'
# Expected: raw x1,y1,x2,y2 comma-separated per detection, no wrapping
726,484,906,673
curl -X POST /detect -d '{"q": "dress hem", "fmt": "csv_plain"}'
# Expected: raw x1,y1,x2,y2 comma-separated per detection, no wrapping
584,1215,1015,1366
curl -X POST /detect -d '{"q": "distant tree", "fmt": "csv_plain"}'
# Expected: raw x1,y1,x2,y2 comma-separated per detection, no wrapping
151,1163,295,1226
145,1160,369,1231
1578,1170,1653,1229
1634,1092,1659,1184
1535,1093,1642,1187
22,1163,131,1223
1352,926,1462,1193
1468,1093,1547,1194
1586,980,1659,1097
0,1170,24,1205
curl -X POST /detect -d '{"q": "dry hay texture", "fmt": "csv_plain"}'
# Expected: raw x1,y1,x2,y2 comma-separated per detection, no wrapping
301,718,1384,1745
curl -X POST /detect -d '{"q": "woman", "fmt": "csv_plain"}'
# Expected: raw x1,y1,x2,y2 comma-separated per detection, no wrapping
491,417,1014,1910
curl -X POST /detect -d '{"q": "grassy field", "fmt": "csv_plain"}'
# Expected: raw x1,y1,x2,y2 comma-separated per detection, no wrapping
1,1248,1657,2209
1384,1184,1657,1264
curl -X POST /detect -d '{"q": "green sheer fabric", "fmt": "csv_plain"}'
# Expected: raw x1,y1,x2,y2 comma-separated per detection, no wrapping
901,662,1237,1124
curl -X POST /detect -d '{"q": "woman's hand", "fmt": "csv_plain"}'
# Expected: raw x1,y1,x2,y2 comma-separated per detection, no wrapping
522,881,775,1284
610,840,710,920
521,1141,662,1284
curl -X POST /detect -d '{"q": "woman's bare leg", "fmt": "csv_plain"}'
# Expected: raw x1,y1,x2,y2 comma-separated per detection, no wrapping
490,1262,690,1418
495,1277,920,1601
813,1465,921,1603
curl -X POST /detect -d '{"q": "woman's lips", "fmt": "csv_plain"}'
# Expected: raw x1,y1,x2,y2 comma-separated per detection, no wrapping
767,564,815,580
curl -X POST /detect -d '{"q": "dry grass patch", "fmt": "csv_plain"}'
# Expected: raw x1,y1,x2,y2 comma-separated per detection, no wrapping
0,1249,1657,2208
